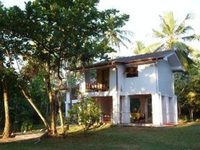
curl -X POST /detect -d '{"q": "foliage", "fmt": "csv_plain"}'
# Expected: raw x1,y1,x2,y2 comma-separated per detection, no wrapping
0,0,129,136
69,97,102,131
20,120,33,133
153,12,195,49
175,60,200,120
133,41,162,54
152,11,197,70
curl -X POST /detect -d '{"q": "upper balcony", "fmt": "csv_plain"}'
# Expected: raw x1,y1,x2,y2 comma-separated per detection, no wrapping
85,68,109,92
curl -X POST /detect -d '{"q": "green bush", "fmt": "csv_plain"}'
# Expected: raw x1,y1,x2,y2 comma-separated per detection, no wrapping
68,97,102,131
20,120,33,133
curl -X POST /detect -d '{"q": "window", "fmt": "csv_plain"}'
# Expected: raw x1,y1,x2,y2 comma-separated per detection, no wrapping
126,67,138,77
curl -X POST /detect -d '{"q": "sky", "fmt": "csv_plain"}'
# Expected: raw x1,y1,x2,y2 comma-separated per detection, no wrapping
1,0,200,55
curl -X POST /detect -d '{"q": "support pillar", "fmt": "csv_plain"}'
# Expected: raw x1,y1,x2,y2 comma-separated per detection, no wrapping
121,95,130,124
173,96,178,124
65,92,70,117
152,93,163,126
112,92,120,124
165,96,169,123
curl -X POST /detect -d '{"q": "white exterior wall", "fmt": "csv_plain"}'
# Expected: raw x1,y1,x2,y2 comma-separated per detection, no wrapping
157,60,174,96
79,60,178,126
122,63,157,94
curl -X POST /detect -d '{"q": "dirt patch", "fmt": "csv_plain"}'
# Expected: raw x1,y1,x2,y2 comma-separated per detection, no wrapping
0,132,46,143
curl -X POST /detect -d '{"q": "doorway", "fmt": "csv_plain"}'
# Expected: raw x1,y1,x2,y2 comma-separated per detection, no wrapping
130,95,152,123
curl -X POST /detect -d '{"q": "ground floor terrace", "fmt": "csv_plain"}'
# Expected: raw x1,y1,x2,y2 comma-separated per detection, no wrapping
92,93,178,126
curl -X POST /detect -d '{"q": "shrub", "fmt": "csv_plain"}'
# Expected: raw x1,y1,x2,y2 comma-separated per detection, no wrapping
69,97,101,131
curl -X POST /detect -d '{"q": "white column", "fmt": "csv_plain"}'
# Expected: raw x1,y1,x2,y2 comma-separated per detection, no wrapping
79,72,86,94
65,92,70,117
152,93,163,126
112,92,120,124
121,96,130,124
165,96,169,123
144,98,148,123
173,96,178,124
161,96,166,124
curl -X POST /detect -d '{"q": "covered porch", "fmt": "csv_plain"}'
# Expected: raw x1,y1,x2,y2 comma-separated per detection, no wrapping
120,94,152,124
119,93,178,126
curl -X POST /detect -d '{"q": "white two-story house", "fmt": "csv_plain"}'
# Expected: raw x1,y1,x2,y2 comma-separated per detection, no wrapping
67,50,184,126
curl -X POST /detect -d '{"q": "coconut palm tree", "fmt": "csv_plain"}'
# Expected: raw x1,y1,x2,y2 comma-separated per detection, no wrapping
105,29,133,49
153,12,195,50
133,41,162,54
152,12,197,69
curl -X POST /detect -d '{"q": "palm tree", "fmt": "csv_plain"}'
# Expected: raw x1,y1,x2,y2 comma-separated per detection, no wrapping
133,41,162,54
153,12,195,50
152,12,197,69
105,29,133,49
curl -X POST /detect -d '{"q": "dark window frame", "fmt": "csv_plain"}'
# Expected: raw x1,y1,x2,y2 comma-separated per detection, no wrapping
125,66,138,78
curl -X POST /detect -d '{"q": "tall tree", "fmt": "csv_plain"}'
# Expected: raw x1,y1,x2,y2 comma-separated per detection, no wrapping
153,12,194,49
152,12,197,69
9,0,129,135
175,59,200,120
0,4,50,137
0,4,12,138
152,12,200,119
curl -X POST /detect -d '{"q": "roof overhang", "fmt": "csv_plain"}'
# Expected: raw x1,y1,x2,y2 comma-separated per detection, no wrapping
163,52,185,72
72,50,184,72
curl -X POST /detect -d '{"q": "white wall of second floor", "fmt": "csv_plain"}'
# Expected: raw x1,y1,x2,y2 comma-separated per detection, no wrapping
120,63,157,94
80,60,174,96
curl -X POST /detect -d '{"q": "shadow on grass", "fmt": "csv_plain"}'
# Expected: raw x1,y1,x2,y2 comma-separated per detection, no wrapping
0,121,200,150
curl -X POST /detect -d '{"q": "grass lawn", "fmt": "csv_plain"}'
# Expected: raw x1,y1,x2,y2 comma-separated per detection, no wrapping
0,123,200,150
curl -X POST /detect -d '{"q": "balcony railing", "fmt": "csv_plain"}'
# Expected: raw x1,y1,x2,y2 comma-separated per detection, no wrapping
86,83,109,92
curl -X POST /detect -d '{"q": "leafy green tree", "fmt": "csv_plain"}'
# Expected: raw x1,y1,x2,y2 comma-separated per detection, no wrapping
175,60,200,120
69,97,101,131
0,4,21,138
0,0,129,136
0,4,50,137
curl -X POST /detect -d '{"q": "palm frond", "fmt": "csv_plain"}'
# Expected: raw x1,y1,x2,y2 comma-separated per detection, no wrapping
175,13,193,35
133,42,163,54
160,12,175,35
152,29,165,38
105,29,133,48
195,34,200,40
182,34,196,41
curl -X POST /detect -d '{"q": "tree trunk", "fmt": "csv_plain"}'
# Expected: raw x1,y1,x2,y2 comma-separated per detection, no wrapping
48,89,57,135
46,60,57,135
2,83,11,138
57,91,65,134
19,86,50,130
